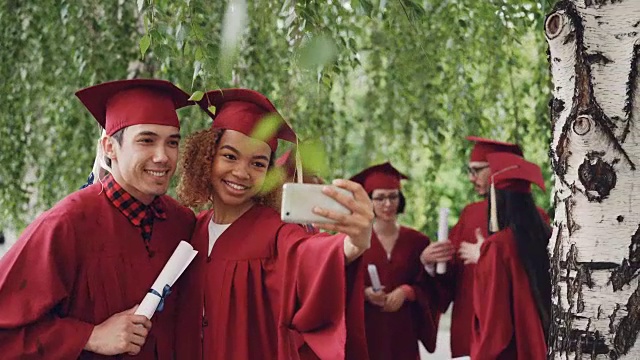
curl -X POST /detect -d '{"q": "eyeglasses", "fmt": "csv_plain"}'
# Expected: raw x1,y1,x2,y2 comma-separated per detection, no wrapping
372,194,400,203
466,165,489,177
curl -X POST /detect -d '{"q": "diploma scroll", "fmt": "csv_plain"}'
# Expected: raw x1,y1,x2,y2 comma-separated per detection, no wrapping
135,240,198,319
367,264,383,292
436,207,450,275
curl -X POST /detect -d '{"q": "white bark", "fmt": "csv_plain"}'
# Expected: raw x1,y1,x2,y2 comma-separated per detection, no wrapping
546,0,640,358
0,228,17,258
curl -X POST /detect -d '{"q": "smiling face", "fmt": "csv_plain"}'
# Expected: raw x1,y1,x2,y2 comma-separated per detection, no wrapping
210,130,272,211
104,124,180,204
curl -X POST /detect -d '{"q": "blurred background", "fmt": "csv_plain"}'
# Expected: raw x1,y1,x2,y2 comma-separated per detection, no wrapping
0,0,554,241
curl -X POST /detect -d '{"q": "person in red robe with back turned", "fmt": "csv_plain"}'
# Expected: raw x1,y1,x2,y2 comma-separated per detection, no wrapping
174,88,373,360
471,152,551,359
351,162,439,360
419,136,529,357
0,79,197,359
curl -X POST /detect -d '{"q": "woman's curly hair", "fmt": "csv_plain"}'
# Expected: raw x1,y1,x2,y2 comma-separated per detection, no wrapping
177,128,280,211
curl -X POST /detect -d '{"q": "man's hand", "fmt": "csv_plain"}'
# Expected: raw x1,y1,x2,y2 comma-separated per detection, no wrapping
84,305,152,356
312,179,374,263
420,241,454,265
364,286,387,307
458,228,486,265
382,287,406,312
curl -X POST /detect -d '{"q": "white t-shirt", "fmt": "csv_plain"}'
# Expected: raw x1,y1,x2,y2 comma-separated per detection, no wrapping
208,220,231,256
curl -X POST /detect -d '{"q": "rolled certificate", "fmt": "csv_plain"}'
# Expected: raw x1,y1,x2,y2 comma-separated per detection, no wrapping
135,240,198,319
367,264,383,292
436,207,450,274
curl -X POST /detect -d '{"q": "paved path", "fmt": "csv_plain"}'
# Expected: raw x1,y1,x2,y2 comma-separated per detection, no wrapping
420,307,452,359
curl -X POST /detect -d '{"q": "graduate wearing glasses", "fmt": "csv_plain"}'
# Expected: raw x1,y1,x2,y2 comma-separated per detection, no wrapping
419,136,544,358
351,162,440,360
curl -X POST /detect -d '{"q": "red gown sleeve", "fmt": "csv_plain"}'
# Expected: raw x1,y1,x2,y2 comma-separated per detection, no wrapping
412,235,441,353
276,225,366,360
0,213,94,359
471,241,514,360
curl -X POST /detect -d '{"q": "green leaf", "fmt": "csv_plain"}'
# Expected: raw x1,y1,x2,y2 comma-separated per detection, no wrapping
298,34,338,70
188,91,204,101
357,0,374,16
207,106,216,115
250,114,283,143
139,34,151,59
258,167,286,195
195,47,204,62
299,141,329,178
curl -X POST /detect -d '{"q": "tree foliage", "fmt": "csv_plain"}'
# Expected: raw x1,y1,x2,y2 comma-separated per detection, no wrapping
0,0,554,237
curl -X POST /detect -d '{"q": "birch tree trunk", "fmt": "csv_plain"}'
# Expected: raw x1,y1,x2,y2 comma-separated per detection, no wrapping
546,1,640,358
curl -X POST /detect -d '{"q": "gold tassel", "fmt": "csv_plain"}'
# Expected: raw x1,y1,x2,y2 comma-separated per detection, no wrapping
489,181,499,233
488,164,518,233
295,145,303,184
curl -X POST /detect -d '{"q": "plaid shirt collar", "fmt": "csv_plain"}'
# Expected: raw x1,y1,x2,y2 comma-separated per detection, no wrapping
104,175,167,226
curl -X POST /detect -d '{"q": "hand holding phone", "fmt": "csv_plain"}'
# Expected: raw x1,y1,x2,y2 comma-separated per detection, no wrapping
281,180,375,263
281,183,353,224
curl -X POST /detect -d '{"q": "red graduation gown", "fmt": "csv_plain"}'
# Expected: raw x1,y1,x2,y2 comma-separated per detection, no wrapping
471,228,547,359
362,226,439,360
0,183,195,359
434,200,549,357
175,204,367,360
434,200,488,357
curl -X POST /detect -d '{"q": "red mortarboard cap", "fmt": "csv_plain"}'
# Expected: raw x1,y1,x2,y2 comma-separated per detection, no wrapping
199,89,296,152
467,136,523,162
350,162,409,193
487,152,545,193
75,79,192,136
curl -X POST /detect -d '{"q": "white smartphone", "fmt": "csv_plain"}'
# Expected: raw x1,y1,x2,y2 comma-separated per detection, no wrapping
281,183,353,224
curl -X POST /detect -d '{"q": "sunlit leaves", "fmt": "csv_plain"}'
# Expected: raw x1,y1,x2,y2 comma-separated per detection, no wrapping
0,0,553,238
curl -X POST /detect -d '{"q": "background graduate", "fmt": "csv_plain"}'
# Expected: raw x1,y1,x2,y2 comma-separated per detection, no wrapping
419,136,527,357
351,162,440,360
471,152,551,359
